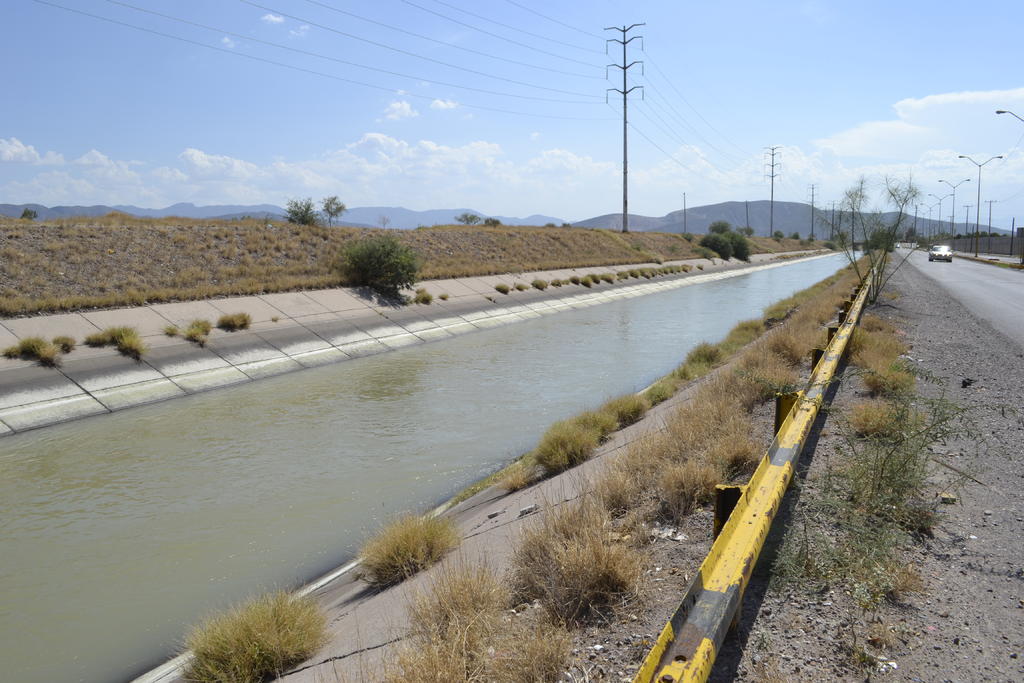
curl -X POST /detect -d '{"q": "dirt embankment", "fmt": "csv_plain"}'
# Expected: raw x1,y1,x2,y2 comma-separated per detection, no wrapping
707,263,1024,682
0,215,811,316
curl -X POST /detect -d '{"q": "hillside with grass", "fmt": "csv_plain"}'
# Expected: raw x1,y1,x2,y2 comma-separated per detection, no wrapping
0,214,812,316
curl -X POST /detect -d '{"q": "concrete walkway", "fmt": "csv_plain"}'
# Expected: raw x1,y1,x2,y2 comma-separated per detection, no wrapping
0,251,823,437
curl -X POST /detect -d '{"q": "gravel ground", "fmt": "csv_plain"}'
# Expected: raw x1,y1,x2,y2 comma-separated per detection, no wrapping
704,261,1024,682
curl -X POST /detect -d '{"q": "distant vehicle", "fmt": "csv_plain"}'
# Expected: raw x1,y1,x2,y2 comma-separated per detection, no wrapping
928,245,953,262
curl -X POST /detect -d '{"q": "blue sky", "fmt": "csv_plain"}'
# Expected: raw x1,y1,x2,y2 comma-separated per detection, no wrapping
2,0,1024,225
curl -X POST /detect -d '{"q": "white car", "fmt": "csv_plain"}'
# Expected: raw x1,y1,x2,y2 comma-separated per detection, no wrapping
928,245,953,262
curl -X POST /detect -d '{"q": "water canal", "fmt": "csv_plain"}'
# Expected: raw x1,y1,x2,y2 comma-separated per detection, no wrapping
0,253,847,682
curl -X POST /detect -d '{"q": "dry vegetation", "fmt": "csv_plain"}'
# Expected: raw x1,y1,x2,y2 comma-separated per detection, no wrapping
359,515,460,587
0,215,811,316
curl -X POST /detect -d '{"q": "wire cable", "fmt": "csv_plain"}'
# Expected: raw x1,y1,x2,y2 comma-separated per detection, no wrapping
398,0,600,66
34,0,615,121
239,0,602,98
501,0,604,40
298,0,600,79
103,0,595,103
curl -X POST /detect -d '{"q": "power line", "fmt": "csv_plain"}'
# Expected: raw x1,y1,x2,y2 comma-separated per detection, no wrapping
426,0,599,53
297,0,600,79
104,0,595,104
240,0,602,98
34,0,614,121
501,0,604,40
765,146,781,237
398,0,599,66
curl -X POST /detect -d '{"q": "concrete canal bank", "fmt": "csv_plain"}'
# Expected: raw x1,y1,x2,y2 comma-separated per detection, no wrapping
0,251,822,436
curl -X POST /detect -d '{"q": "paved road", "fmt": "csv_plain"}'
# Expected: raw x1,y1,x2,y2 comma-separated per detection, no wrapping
900,248,1024,350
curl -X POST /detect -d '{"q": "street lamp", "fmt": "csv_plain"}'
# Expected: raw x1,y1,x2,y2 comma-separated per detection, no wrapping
928,193,951,240
938,178,970,237
996,109,1024,123
958,154,1004,257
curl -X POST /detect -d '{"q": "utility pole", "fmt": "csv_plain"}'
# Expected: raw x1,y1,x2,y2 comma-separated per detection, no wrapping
745,200,750,232
913,203,919,241
765,146,781,236
683,192,687,233
964,205,973,251
808,184,816,239
986,199,996,255
605,23,645,234
829,200,835,240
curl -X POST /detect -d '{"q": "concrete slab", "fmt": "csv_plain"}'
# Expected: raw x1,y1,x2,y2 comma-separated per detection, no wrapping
300,318,372,347
150,301,225,327
259,292,330,318
205,333,285,365
92,379,185,411
411,327,452,342
236,357,303,379
80,307,169,337
172,366,250,393
142,341,230,377
420,278,476,297
342,311,409,339
292,347,348,368
0,325,19,348
208,296,286,323
0,394,108,432
302,288,369,313
60,354,164,393
336,339,388,358
256,326,332,356
0,419,11,436
437,321,476,335
0,365,85,411
2,313,100,341
379,308,440,333
377,333,422,349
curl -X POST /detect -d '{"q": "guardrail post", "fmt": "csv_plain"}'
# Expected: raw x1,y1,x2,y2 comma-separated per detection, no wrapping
774,391,801,434
810,347,825,369
827,326,839,344
713,484,746,539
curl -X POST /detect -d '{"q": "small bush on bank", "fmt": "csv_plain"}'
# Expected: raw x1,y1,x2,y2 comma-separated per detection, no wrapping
687,342,723,367
700,233,733,260
511,499,642,624
52,335,76,353
217,312,252,331
85,326,146,360
550,279,563,287
850,399,900,437
514,282,528,291
727,232,751,261
494,283,510,295
184,591,327,683
412,288,433,305
601,394,651,428
531,278,548,290
360,515,459,587
438,293,449,300
569,275,581,285
600,273,615,283
3,336,62,366
658,460,719,521
580,275,593,287
184,319,213,346
533,419,601,475
338,234,421,296
644,377,679,405
163,324,180,337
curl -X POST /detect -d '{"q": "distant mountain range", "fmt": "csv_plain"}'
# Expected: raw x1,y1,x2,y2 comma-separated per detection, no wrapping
0,200,1004,238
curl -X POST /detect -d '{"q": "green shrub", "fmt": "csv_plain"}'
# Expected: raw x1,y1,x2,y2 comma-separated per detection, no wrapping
532,279,548,290
217,312,252,331
338,234,421,296
681,232,695,242
773,230,785,240
695,246,716,260
184,592,327,683
726,232,751,261
700,233,733,260
708,220,732,234
495,283,510,295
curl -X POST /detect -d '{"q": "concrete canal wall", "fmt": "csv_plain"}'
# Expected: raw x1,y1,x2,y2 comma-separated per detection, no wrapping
0,251,826,436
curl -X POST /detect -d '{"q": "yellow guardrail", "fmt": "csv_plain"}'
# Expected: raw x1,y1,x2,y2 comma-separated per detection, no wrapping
633,275,872,683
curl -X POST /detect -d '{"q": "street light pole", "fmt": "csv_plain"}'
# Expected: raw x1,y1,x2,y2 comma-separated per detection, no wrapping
939,178,971,237
958,154,1004,257
928,193,951,241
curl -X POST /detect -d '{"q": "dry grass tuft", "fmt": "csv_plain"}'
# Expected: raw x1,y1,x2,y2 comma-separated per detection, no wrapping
644,377,679,405
412,288,433,305
217,312,252,331
184,591,327,683
184,319,213,346
494,283,510,295
3,336,63,366
849,399,900,437
531,278,548,290
386,564,571,683
514,282,529,291
511,499,642,624
360,515,460,587
84,326,146,360
51,335,75,353
164,324,180,337
658,460,720,521
499,459,536,492
601,394,651,428
532,419,601,475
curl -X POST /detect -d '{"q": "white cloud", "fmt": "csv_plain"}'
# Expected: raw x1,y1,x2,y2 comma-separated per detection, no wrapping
530,132,541,140
382,101,419,121
74,149,114,166
289,24,309,38
260,13,284,24
221,36,236,49
1,137,47,163
429,99,459,110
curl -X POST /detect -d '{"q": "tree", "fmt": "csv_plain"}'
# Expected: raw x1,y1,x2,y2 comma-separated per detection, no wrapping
708,220,732,234
773,230,785,240
19,208,37,221
739,225,754,237
789,231,801,240
455,212,481,225
321,196,346,227
700,233,733,260
483,217,501,227
378,215,391,229
338,234,421,296
285,198,319,226
726,232,751,261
